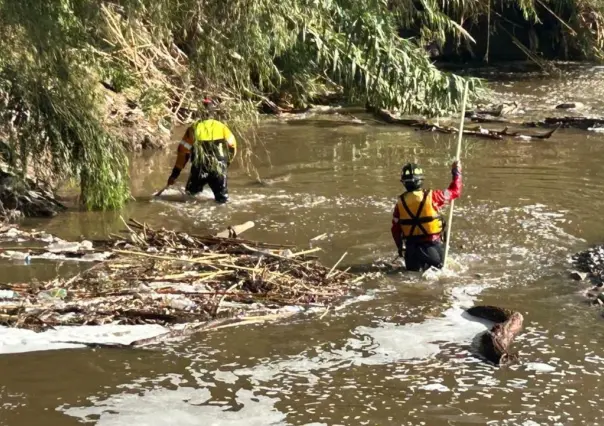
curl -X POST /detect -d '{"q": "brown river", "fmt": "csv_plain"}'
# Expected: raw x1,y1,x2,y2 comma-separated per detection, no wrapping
2,65,604,425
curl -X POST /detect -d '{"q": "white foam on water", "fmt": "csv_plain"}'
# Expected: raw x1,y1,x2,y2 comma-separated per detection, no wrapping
0,324,168,355
234,284,492,384
524,363,556,373
350,284,492,364
419,383,449,392
62,388,287,426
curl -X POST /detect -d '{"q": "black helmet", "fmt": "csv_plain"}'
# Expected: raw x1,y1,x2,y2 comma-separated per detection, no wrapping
400,163,424,191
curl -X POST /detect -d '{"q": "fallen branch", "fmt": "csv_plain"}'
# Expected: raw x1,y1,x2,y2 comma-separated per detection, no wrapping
370,108,558,140
466,305,523,365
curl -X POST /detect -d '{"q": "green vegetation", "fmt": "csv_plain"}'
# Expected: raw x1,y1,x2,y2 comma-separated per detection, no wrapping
0,0,602,212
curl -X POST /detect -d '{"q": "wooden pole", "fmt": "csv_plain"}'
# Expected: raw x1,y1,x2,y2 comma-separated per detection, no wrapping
154,186,169,197
443,81,469,269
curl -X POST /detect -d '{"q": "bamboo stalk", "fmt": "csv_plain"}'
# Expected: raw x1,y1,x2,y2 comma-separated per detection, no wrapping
443,81,469,269
327,252,348,278
290,247,323,257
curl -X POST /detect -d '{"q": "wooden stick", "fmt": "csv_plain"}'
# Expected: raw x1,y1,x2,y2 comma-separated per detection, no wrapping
214,221,255,238
327,252,348,278
213,282,239,315
443,81,469,269
154,186,169,197
290,247,323,257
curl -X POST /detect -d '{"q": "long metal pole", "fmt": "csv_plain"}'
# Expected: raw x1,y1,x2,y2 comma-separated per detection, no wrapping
443,81,469,269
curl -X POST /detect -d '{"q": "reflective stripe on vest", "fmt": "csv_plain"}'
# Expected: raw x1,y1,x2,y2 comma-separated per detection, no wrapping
396,190,443,238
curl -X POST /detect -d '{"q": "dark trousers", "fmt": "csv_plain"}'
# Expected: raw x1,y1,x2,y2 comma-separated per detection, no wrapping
404,240,444,272
186,162,228,203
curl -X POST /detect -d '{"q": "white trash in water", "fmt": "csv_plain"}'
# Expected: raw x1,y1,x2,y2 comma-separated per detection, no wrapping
0,290,17,299
1,251,30,261
46,241,83,253
80,240,93,250
165,295,196,310
5,228,21,238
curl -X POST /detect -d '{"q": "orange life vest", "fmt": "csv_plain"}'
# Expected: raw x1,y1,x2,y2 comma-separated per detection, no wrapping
396,190,443,239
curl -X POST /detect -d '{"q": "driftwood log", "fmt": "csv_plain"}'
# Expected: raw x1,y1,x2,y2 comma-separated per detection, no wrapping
467,110,604,131
370,107,558,141
525,116,604,130
466,305,524,365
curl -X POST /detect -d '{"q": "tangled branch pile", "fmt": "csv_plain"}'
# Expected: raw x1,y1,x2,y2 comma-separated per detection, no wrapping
0,220,362,332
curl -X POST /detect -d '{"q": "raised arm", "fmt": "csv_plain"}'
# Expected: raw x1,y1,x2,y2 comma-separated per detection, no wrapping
431,161,462,210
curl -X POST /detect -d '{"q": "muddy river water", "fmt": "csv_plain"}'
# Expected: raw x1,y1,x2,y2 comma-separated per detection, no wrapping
2,67,604,425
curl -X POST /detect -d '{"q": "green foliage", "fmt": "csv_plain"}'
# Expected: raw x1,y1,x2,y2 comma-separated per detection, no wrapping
0,0,130,210
1,0,603,213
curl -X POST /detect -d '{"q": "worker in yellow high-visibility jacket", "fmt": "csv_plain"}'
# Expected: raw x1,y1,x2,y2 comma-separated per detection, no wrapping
166,99,237,203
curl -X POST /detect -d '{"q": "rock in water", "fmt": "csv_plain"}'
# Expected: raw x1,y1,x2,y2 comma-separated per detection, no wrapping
555,102,585,110
570,270,588,281
572,245,604,287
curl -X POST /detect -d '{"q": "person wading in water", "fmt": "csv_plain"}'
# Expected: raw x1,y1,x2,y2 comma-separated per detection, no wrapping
166,99,237,203
391,161,462,271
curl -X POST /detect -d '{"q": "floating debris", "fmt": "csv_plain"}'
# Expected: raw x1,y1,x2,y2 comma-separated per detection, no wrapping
0,220,364,340
570,270,588,281
572,245,604,286
571,245,604,309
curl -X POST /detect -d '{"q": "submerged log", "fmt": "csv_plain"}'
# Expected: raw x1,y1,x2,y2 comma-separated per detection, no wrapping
466,305,524,365
370,108,558,141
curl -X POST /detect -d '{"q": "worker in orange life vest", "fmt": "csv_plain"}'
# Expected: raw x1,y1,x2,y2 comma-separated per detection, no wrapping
391,161,462,271
166,99,237,203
